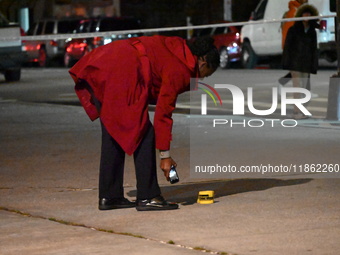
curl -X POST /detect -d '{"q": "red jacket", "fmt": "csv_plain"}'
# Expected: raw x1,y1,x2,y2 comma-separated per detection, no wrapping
69,35,198,155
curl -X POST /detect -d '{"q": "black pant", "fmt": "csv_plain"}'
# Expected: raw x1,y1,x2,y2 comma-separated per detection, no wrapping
99,121,161,200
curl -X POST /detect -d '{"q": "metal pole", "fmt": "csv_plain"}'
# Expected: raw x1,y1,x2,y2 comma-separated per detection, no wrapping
224,0,232,21
337,0,340,76
326,0,340,120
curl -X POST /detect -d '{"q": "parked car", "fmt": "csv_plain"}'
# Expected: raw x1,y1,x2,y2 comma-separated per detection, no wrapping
23,18,82,66
211,24,242,68
240,0,336,68
0,11,25,81
64,17,142,67
190,23,242,69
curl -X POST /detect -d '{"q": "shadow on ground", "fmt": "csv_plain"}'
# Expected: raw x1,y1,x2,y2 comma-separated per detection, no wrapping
128,178,312,205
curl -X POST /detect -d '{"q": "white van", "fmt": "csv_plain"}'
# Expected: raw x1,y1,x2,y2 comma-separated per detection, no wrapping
0,11,24,81
240,0,336,68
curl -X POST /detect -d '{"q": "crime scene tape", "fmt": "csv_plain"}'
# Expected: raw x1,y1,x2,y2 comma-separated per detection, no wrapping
0,15,336,42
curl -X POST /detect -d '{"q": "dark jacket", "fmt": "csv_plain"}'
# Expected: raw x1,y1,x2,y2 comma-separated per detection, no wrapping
282,21,318,74
282,4,319,74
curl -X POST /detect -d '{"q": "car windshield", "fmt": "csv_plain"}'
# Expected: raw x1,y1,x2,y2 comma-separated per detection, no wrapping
194,28,212,37
73,19,96,33
58,20,81,34
0,11,9,27
26,25,35,35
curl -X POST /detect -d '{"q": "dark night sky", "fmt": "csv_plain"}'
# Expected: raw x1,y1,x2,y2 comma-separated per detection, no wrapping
1,0,262,24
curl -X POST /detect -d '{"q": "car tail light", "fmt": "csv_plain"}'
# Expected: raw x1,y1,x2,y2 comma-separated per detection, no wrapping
68,42,87,51
79,42,87,49
93,37,102,46
66,45,73,53
50,40,58,47
319,20,327,31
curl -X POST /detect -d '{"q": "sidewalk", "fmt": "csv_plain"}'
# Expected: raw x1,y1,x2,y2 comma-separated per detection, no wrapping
1,101,340,255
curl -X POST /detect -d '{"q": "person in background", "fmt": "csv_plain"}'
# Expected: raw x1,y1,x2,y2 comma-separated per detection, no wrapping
69,35,219,211
279,0,308,87
282,4,319,119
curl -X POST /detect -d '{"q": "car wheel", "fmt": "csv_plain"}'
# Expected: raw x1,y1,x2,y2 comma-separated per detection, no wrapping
38,47,47,67
241,41,257,69
5,69,21,82
219,47,230,69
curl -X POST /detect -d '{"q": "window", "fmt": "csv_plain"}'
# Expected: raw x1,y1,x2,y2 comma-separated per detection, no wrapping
330,0,336,12
253,0,268,21
214,27,226,35
26,23,36,35
198,28,213,37
58,20,80,34
89,19,98,32
0,12,9,27
36,22,44,35
44,21,54,34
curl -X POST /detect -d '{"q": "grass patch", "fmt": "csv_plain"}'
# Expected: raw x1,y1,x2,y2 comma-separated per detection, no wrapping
193,246,211,252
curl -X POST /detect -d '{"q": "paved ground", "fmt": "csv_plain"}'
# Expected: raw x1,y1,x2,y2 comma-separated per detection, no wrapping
1,97,340,255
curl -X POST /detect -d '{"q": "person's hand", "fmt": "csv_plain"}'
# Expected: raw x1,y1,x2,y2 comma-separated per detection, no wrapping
160,157,177,181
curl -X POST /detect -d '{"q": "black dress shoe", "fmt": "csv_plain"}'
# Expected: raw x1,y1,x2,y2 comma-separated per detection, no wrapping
136,195,179,211
98,197,135,210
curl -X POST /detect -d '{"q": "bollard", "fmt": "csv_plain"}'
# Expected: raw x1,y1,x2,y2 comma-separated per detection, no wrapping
327,0,340,120
326,76,340,120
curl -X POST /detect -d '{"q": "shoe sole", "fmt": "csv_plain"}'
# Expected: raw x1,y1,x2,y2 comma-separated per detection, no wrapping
136,205,179,211
99,205,135,210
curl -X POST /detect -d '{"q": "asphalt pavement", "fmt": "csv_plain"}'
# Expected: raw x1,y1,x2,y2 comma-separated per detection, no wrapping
1,68,340,255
